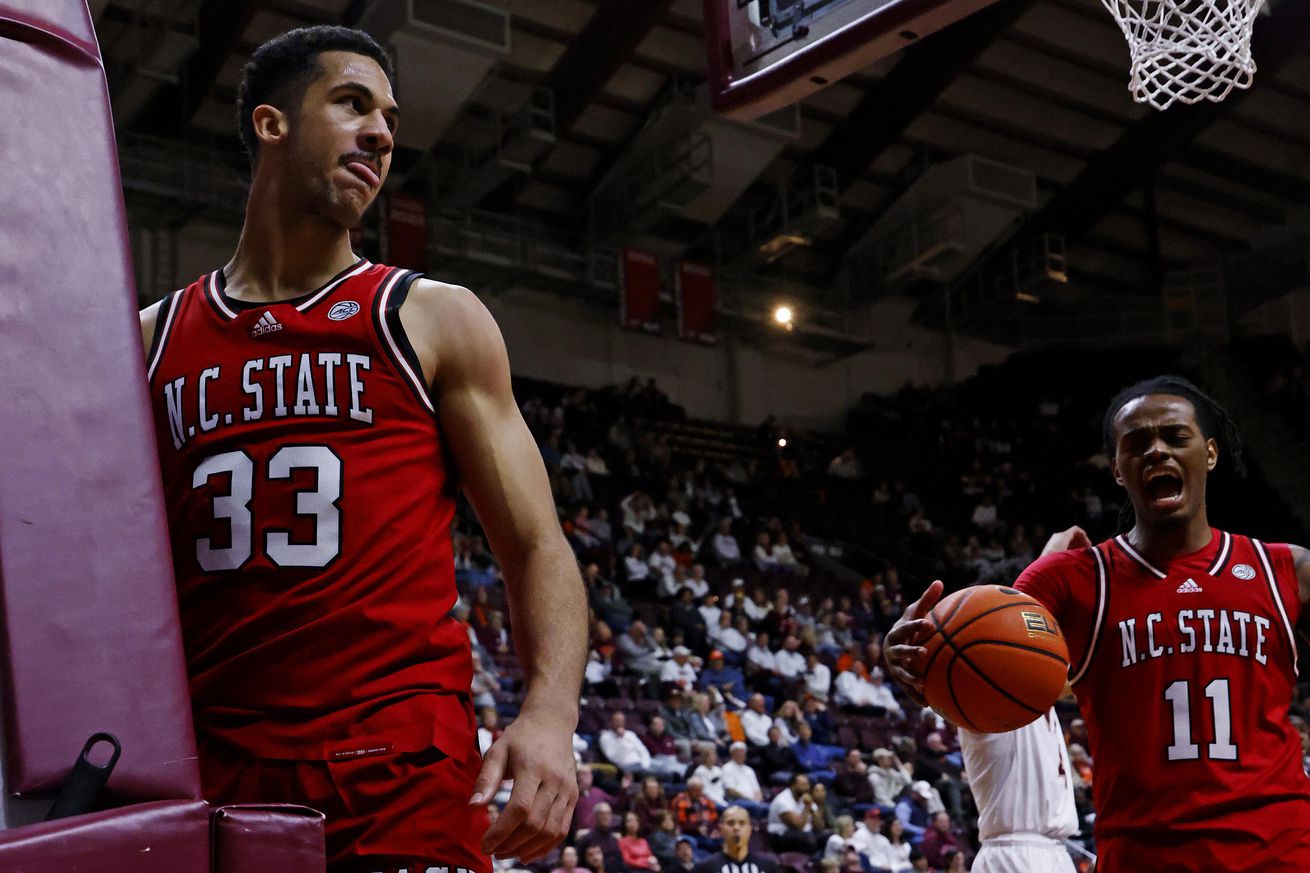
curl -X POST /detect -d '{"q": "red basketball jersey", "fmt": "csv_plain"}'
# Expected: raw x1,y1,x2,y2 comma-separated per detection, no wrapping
1016,529,1310,870
147,260,475,762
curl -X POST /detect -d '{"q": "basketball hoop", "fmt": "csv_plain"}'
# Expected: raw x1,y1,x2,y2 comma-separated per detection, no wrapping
1100,0,1266,110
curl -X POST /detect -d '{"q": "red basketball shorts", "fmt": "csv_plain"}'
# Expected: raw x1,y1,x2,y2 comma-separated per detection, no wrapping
1096,827,1310,873
200,739,492,873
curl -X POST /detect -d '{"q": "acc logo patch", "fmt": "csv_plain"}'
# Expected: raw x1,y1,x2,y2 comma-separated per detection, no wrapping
328,301,361,321
1232,563,1256,580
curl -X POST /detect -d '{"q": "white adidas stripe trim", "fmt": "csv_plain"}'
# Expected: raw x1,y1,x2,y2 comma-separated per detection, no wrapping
1071,547,1108,686
1115,535,1167,579
296,260,372,312
377,270,435,414
147,290,184,382
1253,540,1298,677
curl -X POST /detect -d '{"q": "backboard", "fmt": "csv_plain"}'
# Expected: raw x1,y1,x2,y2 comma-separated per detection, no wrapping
704,0,1001,119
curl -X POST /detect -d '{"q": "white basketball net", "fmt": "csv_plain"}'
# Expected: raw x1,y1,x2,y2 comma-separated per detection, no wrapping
1100,0,1266,110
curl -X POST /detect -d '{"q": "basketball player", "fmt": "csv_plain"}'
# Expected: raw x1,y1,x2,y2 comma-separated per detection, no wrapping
138,27,586,873
960,708,1077,873
887,376,1310,872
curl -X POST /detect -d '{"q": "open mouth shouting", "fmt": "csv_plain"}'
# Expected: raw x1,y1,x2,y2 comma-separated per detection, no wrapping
1143,467,1185,512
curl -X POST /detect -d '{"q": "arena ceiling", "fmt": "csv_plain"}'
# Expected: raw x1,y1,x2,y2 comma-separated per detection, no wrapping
93,0,1310,351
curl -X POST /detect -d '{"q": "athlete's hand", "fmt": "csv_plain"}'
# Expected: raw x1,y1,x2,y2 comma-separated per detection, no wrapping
1041,525,1092,557
470,712,578,863
883,579,944,706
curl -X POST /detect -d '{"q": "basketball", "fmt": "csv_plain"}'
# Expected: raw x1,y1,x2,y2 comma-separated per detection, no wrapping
921,585,1070,733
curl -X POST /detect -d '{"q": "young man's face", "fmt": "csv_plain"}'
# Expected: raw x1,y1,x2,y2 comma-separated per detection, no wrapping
1111,394,1216,528
280,50,397,228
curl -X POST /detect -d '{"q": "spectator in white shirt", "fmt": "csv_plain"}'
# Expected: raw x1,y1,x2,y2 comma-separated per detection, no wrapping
868,666,902,715
746,632,778,677
698,591,721,629
660,646,698,691
773,635,807,681
970,494,999,534
740,693,774,747
648,540,678,593
803,652,832,701
684,564,711,600
869,748,912,807
772,532,807,578
709,613,749,657
600,711,652,774
623,543,651,585
742,588,772,623
690,746,726,807
712,518,743,567
753,531,779,573
722,741,769,817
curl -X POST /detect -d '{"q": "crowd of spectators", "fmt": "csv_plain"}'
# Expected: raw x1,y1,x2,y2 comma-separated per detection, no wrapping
454,354,1304,873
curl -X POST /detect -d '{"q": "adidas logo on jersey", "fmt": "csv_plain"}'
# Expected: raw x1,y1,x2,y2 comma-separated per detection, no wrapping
1176,578,1203,594
251,310,283,338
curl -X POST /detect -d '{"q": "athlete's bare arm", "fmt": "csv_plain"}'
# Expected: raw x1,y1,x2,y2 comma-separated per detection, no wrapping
401,279,586,863
139,300,162,355
1288,545,1310,609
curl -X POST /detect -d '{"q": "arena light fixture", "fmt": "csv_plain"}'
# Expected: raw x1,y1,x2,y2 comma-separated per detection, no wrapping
773,304,794,329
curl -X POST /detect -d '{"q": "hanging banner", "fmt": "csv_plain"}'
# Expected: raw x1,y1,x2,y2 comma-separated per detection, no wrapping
676,260,717,345
386,193,428,271
620,248,661,334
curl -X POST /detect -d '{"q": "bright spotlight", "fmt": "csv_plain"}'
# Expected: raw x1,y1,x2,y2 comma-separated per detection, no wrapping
778,438,788,448
773,305,793,326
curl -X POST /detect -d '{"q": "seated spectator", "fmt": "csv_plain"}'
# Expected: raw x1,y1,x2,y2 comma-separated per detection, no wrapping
711,518,743,567
632,775,671,832
697,591,721,628
917,812,964,869
866,667,901,715
773,699,806,745
601,711,653,775
672,777,720,838
772,532,807,578
578,802,624,872
583,844,608,873
574,767,620,834
661,645,699,692
753,531,780,574
663,837,698,873
824,815,859,861
686,691,728,749
870,748,912,807
477,706,502,756
894,782,934,844
594,581,635,634
970,494,999,534
803,696,838,745
649,540,679,594
722,741,769,817
648,811,681,865
773,636,807,684
471,651,499,710
766,773,829,854
834,660,899,714
740,693,774,747
699,651,748,704
708,614,750,661
620,811,662,871
643,715,687,778
691,745,727,807
827,449,864,479
864,816,913,873
684,565,711,599
478,609,511,655
551,846,582,873
670,588,709,651
624,543,652,586
792,721,841,778
833,748,875,806
742,588,772,623
757,725,802,786
803,652,831,701
618,621,664,683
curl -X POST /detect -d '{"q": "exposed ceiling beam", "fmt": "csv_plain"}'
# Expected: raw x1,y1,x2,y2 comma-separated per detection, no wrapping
800,0,1040,193
134,0,258,136
1007,0,1310,247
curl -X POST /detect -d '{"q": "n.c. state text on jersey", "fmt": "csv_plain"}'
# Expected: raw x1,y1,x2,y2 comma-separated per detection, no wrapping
1016,529,1310,873
146,260,477,764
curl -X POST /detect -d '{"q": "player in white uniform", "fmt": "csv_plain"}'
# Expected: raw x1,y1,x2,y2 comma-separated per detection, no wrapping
960,708,1079,873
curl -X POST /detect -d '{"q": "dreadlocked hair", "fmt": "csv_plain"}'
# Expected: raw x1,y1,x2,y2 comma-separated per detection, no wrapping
1101,375,1245,533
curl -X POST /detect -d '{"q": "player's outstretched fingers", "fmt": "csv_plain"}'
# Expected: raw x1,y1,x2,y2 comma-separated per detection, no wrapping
884,579,945,694
470,739,509,807
512,786,573,863
492,770,552,859
482,771,543,858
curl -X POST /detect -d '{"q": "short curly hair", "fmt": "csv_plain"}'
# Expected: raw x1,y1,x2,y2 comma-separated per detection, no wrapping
236,25,394,166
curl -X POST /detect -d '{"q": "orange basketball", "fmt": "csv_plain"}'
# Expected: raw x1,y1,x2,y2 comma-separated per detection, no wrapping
920,584,1069,733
